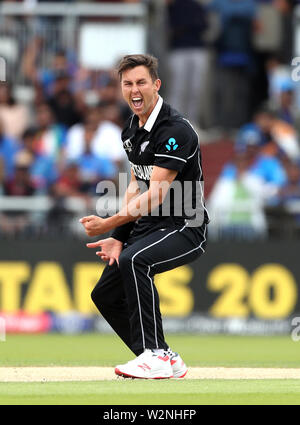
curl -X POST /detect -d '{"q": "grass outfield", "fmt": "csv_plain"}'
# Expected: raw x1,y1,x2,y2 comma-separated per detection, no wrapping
1,333,300,367
1,380,300,405
1,333,300,405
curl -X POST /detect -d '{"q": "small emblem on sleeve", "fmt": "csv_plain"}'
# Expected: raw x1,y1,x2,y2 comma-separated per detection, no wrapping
166,138,178,151
123,138,133,152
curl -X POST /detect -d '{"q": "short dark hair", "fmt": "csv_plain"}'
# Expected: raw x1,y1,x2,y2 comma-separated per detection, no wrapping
254,103,277,119
117,54,159,82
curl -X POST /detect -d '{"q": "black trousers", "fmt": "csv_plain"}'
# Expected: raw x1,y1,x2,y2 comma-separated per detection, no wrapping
91,222,207,356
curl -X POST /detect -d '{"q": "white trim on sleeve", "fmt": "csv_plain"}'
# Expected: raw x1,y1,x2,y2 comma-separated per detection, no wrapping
154,153,187,163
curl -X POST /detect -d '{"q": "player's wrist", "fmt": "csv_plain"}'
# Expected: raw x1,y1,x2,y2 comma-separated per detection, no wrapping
110,237,123,246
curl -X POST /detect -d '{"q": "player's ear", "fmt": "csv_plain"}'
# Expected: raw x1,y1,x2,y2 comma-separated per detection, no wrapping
154,79,161,92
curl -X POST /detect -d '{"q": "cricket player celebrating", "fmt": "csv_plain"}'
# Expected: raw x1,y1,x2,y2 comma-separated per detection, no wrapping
80,54,209,379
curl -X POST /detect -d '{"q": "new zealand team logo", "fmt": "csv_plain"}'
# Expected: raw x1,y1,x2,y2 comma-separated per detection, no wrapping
166,138,178,151
139,141,150,155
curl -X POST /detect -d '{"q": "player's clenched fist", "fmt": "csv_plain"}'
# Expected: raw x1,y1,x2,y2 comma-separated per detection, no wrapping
79,215,110,237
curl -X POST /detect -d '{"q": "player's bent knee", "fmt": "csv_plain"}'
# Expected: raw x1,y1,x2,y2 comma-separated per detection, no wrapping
91,286,99,305
91,285,107,308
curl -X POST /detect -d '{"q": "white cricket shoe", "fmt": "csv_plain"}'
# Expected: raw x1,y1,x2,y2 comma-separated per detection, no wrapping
115,349,173,379
169,352,188,378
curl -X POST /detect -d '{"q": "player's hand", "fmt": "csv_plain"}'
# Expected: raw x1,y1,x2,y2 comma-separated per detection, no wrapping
86,237,123,266
79,215,110,237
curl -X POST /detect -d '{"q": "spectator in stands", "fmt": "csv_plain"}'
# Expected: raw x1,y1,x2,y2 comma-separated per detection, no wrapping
208,124,287,239
265,156,300,237
48,161,92,234
47,72,83,128
22,42,89,117
166,0,209,126
15,128,58,194
0,151,36,237
51,162,87,200
208,149,268,239
0,82,30,140
234,123,265,152
277,159,300,205
0,118,20,179
274,82,294,125
64,105,126,169
22,46,73,97
209,0,258,131
33,102,66,165
73,122,117,194
266,56,292,107
4,151,35,197
254,106,300,161
224,125,287,199
235,124,287,193
272,81,300,134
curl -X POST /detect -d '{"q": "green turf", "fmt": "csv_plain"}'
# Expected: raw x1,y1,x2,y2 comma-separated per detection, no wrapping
1,380,300,405
1,333,300,405
0,333,299,368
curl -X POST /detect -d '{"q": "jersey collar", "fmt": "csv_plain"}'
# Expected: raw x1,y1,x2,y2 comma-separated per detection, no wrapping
143,95,164,133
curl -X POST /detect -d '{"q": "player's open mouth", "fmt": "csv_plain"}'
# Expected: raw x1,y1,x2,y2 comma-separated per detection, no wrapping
132,97,143,109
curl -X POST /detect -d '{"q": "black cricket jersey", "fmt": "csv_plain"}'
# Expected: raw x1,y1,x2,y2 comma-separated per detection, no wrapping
111,96,209,242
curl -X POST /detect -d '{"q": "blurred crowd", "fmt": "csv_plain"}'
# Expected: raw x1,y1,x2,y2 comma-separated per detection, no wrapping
207,108,300,240
0,46,132,235
0,0,299,240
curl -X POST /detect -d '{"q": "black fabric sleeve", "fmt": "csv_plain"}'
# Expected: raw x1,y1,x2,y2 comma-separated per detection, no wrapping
153,122,195,172
111,222,135,243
